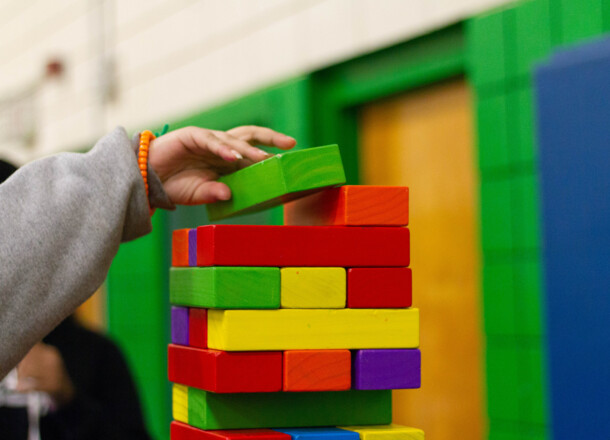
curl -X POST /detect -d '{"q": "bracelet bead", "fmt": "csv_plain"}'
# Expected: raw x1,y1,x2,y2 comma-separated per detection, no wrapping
138,130,155,215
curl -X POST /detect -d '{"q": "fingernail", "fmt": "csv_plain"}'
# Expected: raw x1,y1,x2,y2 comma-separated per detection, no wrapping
232,151,243,160
259,149,272,157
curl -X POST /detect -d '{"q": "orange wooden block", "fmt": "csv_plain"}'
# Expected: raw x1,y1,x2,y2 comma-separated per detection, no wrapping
283,349,351,391
284,186,409,226
173,228,190,267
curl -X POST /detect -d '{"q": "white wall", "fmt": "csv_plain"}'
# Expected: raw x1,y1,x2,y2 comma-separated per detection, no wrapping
0,0,512,164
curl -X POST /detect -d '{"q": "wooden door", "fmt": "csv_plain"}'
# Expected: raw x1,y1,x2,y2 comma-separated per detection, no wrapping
359,78,484,439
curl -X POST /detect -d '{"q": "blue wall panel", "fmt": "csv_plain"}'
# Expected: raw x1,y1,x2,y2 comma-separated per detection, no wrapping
536,37,610,439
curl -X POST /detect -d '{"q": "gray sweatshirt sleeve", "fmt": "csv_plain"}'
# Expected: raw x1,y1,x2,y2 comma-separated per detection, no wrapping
0,127,172,379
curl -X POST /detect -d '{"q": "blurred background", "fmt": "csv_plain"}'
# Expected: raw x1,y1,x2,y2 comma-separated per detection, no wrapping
2,1,609,439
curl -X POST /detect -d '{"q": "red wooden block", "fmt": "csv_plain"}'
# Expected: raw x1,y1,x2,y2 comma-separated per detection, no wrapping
283,350,351,391
168,344,282,393
347,268,412,308
284,185,409,226
173,229,190,267
196,225,409,267
171,422,291,440
189,308,207,349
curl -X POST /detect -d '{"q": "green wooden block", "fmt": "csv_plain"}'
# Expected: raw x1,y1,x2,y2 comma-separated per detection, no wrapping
511,173,541,251
513,256,545,337
467,9,507,86
486,343,521,421
519,343,549,426
513,0,553,77
174,385,391,430
477,93,510,172
480,178,513,251
483,261,517,336
169,267,280,309
560,0,604,44
206,145,346,221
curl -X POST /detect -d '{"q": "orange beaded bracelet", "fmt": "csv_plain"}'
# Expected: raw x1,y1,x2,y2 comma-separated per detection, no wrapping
138,130,155,214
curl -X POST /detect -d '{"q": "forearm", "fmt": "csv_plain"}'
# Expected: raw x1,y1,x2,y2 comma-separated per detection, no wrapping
0,127,159,378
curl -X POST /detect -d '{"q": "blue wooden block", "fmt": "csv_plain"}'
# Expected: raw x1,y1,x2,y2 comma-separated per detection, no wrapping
536,36,610,440
189,229,197,266
275,428,359,440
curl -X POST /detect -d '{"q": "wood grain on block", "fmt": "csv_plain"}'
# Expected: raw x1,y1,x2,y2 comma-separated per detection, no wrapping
171,306,189,346
168,344,282,393
347,268,412,308
170,267,280,309
206,145,345,221
171,422,291,440
189,229,197,266
173,384,189,424
281,268,346,308
207,309,419,351
283,350,350,391
338,425,424,440
172,385,391,429
352,349,421,390
274,428,358,440
189,308,208,349
284,186,409,226
173,229,191,267
196,225,409,267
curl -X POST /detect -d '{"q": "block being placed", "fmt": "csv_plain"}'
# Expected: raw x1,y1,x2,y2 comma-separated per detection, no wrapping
284,186,409,226
173,229,191,267
171,422,291,440
171,306,189,346
352,349,421,390
283,350,350,391
206,145,345,221
197,225,410,267
274,428,358,440
207,308,419,351
173,384,391,429
338,424,424,440
168,345,282,393
347,268,412,308
281,268,346,308
189,229,197,266
170,267,280,309
189,308,207,349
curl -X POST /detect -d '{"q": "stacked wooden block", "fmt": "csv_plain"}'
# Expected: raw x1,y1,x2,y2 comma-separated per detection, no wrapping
168,146,424,440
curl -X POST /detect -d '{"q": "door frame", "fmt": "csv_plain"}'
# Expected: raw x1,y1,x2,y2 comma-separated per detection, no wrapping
310,23,466,183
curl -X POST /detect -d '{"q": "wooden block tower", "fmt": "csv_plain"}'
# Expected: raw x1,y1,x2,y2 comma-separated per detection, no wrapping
168,146,424,440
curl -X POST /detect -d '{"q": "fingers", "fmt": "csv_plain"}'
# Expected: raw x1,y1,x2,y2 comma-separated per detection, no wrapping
227,126,296,150
192,181,231,205
212,130,272,162
183,129,243,162
177,127,272,163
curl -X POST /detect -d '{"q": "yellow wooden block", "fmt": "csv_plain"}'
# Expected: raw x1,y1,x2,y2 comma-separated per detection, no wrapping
339,424,424,440
172,384,189,424
281,267,346,308
207,308,419,351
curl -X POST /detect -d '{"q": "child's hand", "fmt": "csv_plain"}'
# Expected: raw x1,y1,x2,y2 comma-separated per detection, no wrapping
148,126,296,205
16,343,75,406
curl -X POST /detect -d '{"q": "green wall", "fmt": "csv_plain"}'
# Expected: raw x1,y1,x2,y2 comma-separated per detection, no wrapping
467,0,610,438
105,2,610,439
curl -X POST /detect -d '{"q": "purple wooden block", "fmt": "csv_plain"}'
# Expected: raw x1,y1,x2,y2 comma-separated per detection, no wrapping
188,229,197,266
171,306,189,345
352,349,421,390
